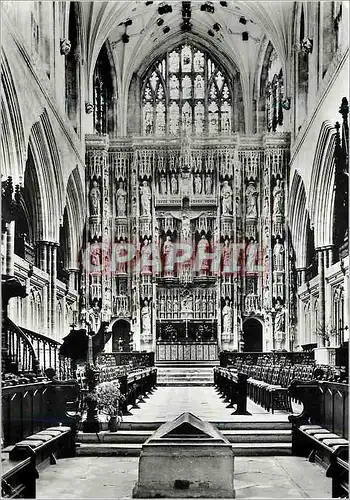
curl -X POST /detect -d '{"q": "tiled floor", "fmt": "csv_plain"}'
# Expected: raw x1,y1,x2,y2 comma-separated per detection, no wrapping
122,386,290,423
37,455,332,499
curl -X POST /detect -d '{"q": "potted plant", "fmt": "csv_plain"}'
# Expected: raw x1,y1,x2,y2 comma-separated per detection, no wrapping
95,380,125,431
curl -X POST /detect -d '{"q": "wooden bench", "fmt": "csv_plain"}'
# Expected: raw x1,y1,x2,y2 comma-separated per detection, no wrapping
9,425,73,469
214,367,251,415
288,378,349,497
2,453,38,498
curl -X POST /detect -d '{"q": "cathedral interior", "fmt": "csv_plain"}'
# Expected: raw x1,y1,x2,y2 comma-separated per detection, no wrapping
1,1,349,498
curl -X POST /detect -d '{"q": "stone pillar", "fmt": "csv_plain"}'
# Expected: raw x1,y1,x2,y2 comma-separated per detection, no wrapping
49,244,58,339
344,268,349,343
317,249,326,347
6,221,15,276
2,228,7,272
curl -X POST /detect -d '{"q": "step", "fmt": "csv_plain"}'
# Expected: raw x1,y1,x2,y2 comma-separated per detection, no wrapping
76,442,292,457
222,429,292,443
117,420,291,431
77,429,291,445
157,382,214,386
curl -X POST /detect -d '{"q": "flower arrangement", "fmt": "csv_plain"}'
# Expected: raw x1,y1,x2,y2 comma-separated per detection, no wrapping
95,380,125,418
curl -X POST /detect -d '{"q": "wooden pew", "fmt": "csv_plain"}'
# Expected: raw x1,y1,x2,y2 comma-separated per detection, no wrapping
214,367,251,415
288,379,349,497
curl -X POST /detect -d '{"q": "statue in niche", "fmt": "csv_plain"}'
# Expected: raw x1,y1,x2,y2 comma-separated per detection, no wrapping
205,174,212,195
222,239,232,272
140,181,151,216
89,181,101,216
273,238,285,271
221,181,233,215
141,299,151,335
197,235,210,274
245,181,258,218
181,171,192,196
86,299,101,335
141,238,152,274
181,214,191,241
173,296,179,315
116,181,127,217
274,302,285,339
245,238,258,273
159,174,167,195
222,299,233,334
163,236,174,274
170,174,178,195
116,240,127,274
194,174,202,195
273,179,284,216
182,294,193,312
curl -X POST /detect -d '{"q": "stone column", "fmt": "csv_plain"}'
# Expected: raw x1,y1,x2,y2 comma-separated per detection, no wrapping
2,228,7,272
50,244,58,339
317,249,326,347
6,221,15,276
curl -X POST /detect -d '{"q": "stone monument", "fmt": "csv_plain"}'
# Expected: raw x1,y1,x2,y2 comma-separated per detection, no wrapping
133,412,235,498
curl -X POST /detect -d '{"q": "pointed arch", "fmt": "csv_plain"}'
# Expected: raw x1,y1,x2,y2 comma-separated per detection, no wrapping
309,121,336,248
289,170,312,269
1,50,26,184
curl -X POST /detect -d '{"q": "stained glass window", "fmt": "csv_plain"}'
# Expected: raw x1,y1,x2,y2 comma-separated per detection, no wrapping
142,43,233,136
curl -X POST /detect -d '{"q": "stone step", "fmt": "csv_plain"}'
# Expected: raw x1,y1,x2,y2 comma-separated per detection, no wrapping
77,429,292,445
76,441,292,457
116,420,291,431
157,382,213,386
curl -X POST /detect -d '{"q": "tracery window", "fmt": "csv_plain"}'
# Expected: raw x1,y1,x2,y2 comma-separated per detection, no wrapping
142,43,233,136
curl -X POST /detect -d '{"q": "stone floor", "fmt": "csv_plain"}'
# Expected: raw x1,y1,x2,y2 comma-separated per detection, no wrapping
36,386,330,498
37,455,332,499
121,386,292,423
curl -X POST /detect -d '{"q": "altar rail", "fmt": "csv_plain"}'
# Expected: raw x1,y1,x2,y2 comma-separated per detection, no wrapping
219,350,315,368
156,341,218,362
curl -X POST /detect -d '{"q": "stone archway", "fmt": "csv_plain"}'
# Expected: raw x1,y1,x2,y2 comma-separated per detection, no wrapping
112,319,131,352
243,318,263,352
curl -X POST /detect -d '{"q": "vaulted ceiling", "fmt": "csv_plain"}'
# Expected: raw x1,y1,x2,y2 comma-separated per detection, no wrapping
82,1,295,96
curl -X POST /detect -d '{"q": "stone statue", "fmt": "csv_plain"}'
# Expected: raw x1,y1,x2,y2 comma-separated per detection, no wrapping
197,235,210,274
195,295,202,313
273,179,284,216
116,181,127,217
170,174,178,195
222,239,232,272
116,240,127,274
140,181,151,216
159,174,167,195
141,299,151,334
246,238,258,273
173,297,178,314
246,181,258,218
194,174,202,195
235,196,241,217
273,238,285,271
205,174,212,195
181,214,191,240
163,236,174,274
208,296,215,314
167,296,172,315
89,181,101,216
274,303,285,337
141,238,152,274
221,181,233,215
222,299,232,334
